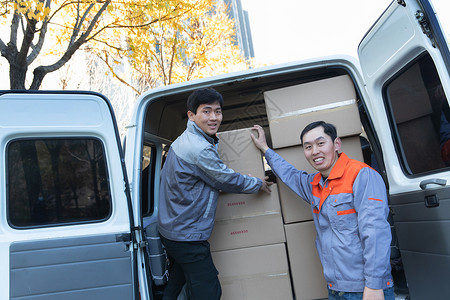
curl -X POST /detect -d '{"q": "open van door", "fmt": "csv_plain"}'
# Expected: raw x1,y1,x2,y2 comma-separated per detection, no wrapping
358,0,450,298
0,91,138,299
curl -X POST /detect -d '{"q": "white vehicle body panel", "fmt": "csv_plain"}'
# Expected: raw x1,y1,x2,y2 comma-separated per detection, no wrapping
0,93,135,299
359,0,450,194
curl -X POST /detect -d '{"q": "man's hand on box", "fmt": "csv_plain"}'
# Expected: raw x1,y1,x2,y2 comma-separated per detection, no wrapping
251,125,270,154
260,176,273,194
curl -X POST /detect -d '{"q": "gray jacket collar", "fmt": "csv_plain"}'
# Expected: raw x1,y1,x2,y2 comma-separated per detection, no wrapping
187,120,219,145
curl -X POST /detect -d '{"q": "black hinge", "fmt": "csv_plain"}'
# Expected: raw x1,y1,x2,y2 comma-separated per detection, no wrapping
116,233,132,242
116,233,132,252
397,0,406,7
425,194,440,208
130,226,148,250
415,10,436,47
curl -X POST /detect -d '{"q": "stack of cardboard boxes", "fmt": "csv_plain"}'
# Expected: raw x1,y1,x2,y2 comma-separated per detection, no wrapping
209,75,365,299
209,129,292,300
209,128,292,300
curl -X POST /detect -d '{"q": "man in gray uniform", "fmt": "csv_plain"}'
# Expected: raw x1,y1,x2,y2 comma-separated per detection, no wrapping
158,88,272,300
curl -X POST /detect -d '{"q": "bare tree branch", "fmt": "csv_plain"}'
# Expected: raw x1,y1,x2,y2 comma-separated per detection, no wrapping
97,51,140,94
29,0,111,89
0,38,6,54
70,2,95,46
27,0,51,65
10,11,19,46
167,32,177,85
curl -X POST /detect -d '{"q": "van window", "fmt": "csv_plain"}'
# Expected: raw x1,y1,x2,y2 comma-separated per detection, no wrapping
141,144,155,217
385,53,449,175
7,138,111,228
141,144,169,217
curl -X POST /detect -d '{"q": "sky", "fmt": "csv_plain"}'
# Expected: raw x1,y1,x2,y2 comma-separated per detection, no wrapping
241,0,450,65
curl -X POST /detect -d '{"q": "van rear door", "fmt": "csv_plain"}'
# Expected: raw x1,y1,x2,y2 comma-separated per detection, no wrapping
0,91,137,299
358,0,450,298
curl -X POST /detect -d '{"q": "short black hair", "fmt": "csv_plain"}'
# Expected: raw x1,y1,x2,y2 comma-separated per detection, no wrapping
300,121,338,143
187,88,224,114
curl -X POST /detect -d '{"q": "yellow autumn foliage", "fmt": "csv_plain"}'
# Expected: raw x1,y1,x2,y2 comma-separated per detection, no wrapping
0,0,250,91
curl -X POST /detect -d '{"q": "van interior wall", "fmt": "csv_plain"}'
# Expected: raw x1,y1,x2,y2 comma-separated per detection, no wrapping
143,68,354,149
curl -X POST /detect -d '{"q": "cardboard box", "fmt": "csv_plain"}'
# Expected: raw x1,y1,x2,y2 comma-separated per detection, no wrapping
209,212,285,252
264,75,361,149
211,129,285,252
278,183,313,224
217,127,265,178
284,222,328,300
268,104,361,149
274,136,364,224
215,184,281,221
212,243,293,300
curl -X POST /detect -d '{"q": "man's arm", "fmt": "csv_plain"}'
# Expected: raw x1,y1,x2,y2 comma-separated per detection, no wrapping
354,168,392,295
251,125,314,202
195,143,272,194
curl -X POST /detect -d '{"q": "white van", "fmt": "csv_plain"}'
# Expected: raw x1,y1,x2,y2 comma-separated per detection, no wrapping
1,0,449,299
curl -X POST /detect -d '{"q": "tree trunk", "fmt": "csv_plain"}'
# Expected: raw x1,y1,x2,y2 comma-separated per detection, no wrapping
6,13,37,90
9,59,28,90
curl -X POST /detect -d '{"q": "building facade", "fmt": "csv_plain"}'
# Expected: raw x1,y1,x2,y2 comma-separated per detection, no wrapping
222,0,255,59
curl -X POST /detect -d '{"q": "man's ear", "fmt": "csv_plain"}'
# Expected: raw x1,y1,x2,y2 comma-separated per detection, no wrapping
334,137,342,152
187,110,195,121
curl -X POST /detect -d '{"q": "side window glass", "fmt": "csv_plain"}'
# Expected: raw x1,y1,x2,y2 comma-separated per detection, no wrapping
385,53,449,175
141,144,169,217
7,139,111,228
141,145,155,217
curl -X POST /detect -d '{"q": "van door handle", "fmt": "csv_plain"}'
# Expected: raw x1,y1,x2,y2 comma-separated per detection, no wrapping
419,178,447,190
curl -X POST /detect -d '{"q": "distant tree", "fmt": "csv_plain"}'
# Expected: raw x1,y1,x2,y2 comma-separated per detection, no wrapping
74,0,249,95
0,0,224,90
103,0,249,94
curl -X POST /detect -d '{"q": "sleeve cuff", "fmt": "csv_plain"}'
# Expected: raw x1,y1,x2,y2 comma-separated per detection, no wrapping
365,276,394,290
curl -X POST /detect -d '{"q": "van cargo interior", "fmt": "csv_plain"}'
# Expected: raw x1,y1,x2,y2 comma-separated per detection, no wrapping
140,66,410,299
140,52,450,298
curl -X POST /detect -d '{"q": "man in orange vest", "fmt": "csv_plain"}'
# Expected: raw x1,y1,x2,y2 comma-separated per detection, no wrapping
251,121,394,300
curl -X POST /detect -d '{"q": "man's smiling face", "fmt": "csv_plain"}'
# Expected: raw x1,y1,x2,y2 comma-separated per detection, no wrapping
187,101,223,136
302,126,341,177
